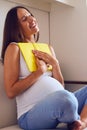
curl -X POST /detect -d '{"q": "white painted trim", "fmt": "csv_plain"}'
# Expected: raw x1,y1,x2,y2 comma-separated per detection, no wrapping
55,0,75,7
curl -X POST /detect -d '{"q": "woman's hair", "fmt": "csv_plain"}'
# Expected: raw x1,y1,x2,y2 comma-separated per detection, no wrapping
1,6,39,62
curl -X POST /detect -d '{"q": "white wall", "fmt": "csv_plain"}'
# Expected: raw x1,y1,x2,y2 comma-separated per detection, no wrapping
50,0,87,81
0,0,50,57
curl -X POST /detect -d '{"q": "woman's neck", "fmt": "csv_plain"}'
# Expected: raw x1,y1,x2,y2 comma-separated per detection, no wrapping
24,35,35,43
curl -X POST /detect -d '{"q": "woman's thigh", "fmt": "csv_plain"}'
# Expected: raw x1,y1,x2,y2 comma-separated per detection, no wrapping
74,85,87,114
18,90,80,130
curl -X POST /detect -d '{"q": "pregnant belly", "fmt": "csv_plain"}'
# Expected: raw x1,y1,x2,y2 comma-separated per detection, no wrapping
24,76,64,101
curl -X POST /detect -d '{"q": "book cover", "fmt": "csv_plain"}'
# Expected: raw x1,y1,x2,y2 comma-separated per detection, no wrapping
18,43,52,72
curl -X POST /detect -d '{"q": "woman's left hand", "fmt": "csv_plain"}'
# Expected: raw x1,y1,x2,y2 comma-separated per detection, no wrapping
32,50,58,67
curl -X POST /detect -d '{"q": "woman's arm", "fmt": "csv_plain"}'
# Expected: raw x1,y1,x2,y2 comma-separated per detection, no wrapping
49,45,64,86
4,44,47,99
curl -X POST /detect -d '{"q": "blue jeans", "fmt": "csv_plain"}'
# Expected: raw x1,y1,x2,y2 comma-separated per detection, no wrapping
18,86,87,130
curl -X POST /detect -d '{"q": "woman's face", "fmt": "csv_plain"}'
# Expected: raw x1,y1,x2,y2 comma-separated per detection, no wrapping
17,8,39,39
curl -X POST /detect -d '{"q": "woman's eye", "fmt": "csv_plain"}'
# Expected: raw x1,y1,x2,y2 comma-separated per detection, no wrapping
22,16,27,22
21,14,32,22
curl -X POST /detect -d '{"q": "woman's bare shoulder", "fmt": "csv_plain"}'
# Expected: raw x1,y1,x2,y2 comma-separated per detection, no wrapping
5,42,19,54
7,42,19,50
4,42,20,62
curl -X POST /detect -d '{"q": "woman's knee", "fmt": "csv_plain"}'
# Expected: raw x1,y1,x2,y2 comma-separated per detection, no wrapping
57,90,79,122
59,90,78,112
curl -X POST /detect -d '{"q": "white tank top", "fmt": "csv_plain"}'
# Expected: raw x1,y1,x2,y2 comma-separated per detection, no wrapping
16,46,64,119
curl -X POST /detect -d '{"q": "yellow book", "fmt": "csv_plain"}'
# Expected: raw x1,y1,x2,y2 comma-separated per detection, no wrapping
18,43,52,72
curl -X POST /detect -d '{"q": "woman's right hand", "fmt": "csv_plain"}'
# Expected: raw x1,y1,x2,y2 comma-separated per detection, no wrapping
35,58,47,74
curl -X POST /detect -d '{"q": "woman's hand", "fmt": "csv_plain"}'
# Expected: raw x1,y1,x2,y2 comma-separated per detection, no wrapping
35,57,47,73
32,50,58,67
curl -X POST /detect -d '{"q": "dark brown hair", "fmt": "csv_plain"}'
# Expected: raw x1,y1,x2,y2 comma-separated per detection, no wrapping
1,6,39,63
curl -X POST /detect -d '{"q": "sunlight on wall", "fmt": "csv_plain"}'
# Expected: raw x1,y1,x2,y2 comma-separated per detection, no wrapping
55,0,75,7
